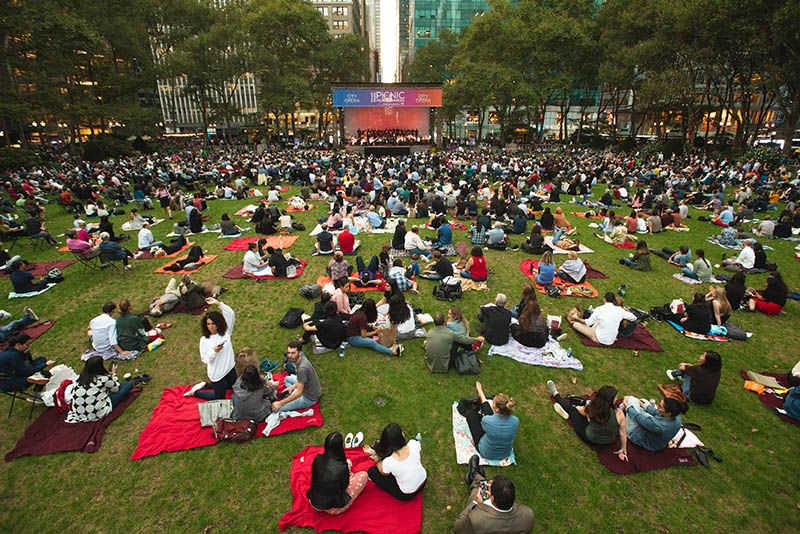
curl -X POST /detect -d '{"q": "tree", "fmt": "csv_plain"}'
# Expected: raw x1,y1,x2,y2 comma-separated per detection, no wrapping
408,29,458,84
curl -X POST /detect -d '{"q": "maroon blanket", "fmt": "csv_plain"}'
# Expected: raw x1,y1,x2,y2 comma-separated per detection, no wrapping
579,324,663,352
739,370,800,427
550,397,697,474
583,262,609,279
0,260,75,277
0,320,55,350
5,388,141,461
223,260,307,280
169,303,209,316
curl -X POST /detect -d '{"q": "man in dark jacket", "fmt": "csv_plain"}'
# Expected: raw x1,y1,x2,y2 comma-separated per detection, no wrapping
476,293,512,346
0,333,53,392
392,219,407,249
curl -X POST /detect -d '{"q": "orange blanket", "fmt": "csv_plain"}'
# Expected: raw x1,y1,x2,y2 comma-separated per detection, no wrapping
153,254,218,275
519,259,598,298
286,204,314,213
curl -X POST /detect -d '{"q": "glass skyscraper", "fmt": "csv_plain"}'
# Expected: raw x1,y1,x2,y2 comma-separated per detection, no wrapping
413,0,488,52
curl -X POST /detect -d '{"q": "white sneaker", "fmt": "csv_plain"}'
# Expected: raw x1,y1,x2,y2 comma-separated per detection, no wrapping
23,307,38,321
553,403,569,420
0,310,10,321
666,369,677,380
556,332,568,342
133,252,143,259
352,432,364,447
124,264,133,270
183,382,205,397
546,380,558,397
344,432,354,448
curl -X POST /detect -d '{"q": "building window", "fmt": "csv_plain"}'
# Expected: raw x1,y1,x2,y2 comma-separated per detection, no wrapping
317,7,329,16
332,20,349,30
332,6,348,16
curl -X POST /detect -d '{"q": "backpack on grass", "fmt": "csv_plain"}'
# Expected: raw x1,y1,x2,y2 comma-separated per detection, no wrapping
433,276,462,301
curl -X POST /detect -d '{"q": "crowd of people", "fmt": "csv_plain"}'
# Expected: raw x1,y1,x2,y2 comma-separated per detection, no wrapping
350,129,431,146
1,140,799,532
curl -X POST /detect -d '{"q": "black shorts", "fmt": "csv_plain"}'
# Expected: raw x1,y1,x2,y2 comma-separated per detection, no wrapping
159,197,170,208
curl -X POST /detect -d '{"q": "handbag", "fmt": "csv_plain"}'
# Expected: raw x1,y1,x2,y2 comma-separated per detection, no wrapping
213,418,256,443
453,347,480,375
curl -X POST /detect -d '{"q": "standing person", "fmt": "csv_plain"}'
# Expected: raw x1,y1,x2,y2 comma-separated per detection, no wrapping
272,340,322,412
346,299,402,357
666,351,722,405
157,185,172,219
462,381,519,461
546,381,628,461
460,246,488,281
66,356,132,423
568,292,637,346
363,423,427,501
185,298,237,400
307,432,369,514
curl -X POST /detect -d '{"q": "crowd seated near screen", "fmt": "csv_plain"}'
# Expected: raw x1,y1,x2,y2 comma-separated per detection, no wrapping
350,129,432,146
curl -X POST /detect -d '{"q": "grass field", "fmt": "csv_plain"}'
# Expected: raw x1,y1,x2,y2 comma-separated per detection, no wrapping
0,188,798,533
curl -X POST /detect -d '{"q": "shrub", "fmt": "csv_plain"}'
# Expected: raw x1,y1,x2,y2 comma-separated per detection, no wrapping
745,146,783,170
0,147,39,171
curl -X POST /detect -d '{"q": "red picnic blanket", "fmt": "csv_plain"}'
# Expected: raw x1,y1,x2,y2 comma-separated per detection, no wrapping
279,446,423,533
425,221,468,231
549,397,697,474
131,374,322,460
738,370,800,427
222,260,307,280
604,239,636,249
0,320,55,350
519,260,599,298
0,260,75,277
578,324,663,352
5,388,141,461
316,275,386,292
222,235,299,251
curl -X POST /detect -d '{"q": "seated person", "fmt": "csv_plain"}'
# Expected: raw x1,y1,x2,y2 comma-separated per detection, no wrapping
327,252,352,281
388,259,418,294
314,228,336,256
267,246,289,277
454,471,534,534
137,222,164,251
424,313,483,373
271,340,322,413
255,213,277,235
556,251,586,284
337,225,359,255
98,231,136,269
620,240,652,271
666,351,722,405
420,250,454,280
88,302,136,360
308,432,369,514
546,381,628,460
115,300,159,352
0,307,39,343
302,301,346,351
431,217,453,248
521,225,548,254
751,242,769,270
0,332,53,393
231,364,276,422
667,245,692,267
278,210,292,231
533,251,556,285
404,225,432,259
346,299,402,357
242,242,271,276
23,215,58,245
66,356,132,423
460,246,488,282
747,271,788,315
363,423,427,501
7,261,52,294
66,228,101,258
720,239,755,272
485,222,508,250
391,219,407,250
673,293,712,334
568,292,637,346
511,300,557,348
463,381,519,461
682,249,713,282
469,223,487,247
476,293,512,346
220,213,244,236
621,393,686,451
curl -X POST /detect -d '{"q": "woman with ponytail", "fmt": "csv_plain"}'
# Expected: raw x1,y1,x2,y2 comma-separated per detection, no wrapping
463,381,519,460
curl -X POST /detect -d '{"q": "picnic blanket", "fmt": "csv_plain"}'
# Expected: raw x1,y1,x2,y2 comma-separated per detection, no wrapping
578,324,663,352
452,402,516,466
519,260,599,298
425,221,468,231
0,320,55,350
583,262,609,279
706,236,774,251
222,260,307,280
316,276,387,292
131,374,323,460
548,397,697,474
672,273,724,285
8,283,57,299
217,228,252,239
136,241,195,260
286,204,314,213
739,370,800,427
5,388,141,461
169,303,209,316
488,336,583,370
451,273,489,292
278,446,423,534
572,211,604,220
222,235,298,251
121,218,165,231
0,260,75,278
389,243,457,262
544,236,594,254
667,321,730,342
153,254,218,275
165,227,220,238
596,236,636,249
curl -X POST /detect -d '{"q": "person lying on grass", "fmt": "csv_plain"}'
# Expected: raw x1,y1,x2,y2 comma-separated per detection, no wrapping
546,381,628,462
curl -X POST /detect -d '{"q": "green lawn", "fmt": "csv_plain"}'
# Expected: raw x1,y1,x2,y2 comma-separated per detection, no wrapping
1,189,798,533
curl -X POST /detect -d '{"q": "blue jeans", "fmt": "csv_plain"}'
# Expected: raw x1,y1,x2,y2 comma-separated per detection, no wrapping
277,375,317,412
140,241,164,251
622,258,635,267
672,371,693,401
681,267,698,279
459,270,486,282
552,227,567,247
109,380,133,408
347,335,394,356
419,273,442,280
407,247,431,259
0,313,36,343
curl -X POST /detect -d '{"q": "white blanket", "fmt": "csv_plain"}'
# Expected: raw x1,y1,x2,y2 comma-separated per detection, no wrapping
544,236,594,254
452,402,516,466
488,337,583,370
8,283,57,299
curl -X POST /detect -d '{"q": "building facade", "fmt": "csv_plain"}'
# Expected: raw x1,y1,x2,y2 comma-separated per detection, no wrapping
412,0,487,53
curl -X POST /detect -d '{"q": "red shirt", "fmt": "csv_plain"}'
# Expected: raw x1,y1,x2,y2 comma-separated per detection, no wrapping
338,230,355,253
469,255,488,280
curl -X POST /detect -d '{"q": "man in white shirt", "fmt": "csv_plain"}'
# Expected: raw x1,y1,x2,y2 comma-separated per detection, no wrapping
87,302,133,359
242,242,271,276
568,293,637,346
137,223,164,251
721,239,755,272
404,225,432,258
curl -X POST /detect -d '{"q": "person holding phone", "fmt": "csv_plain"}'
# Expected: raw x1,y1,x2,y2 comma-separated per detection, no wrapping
185,298,237,400
455,465,534,533
67,356,132,423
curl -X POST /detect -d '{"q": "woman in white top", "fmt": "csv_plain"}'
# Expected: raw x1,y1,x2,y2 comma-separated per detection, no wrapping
242,242,272,276
185,298,237,400
364,422,427,501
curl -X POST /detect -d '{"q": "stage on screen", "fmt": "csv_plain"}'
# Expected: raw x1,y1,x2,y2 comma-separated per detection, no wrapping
332,83,443,155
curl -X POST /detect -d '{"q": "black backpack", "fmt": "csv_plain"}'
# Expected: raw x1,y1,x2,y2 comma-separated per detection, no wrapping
299,284,322,299
279,308,305,328
433,277,462,301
